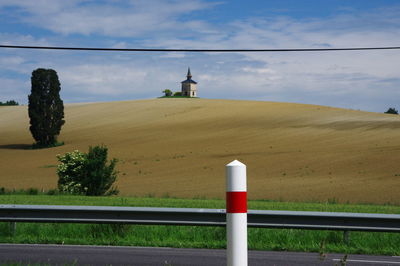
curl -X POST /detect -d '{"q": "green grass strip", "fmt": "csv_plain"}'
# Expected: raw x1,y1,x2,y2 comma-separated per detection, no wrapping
0,195,399,255
0,194,399,213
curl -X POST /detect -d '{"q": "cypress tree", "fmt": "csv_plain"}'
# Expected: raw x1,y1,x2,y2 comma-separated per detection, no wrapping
28,68,65,147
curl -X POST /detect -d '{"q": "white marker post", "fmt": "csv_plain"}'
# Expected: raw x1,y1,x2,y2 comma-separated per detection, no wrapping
226,160,247,266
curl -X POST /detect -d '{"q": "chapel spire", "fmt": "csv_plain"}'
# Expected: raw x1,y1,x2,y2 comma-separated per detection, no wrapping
187,67,192,79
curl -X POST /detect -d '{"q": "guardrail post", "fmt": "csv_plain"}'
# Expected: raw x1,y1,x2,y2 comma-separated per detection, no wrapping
343,230,350,244
226,160,247,266
10,222,16,236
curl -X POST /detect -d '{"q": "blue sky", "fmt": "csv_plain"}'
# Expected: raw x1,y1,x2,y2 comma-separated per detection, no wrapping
0,0,399,112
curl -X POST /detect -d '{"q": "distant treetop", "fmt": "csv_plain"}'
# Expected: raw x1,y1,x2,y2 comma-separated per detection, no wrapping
384,107,398,115
0,100,19,106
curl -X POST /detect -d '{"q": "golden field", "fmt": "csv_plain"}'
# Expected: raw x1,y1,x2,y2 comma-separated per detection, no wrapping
0,98,399,204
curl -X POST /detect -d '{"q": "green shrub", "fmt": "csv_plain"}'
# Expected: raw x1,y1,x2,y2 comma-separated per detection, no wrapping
26,188,39,195
57,150,86,194
162,89,173,97
57,145,119,196
46,189,60,195
173,92,182,96
385,107,399,115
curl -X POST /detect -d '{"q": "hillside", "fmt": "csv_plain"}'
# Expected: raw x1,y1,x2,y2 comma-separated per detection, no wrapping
0,98,399,204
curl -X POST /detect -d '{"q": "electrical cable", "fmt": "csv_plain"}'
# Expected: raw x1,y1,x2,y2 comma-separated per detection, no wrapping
1,44,400,52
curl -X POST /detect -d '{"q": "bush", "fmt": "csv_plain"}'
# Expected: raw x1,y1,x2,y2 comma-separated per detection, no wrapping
46,189,59,195
173,92,182,96
162,89,173,97
26,188,39,195
57,145,119,196
385,107,399,115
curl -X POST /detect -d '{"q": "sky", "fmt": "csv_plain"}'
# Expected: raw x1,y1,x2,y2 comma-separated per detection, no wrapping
0,0,399,112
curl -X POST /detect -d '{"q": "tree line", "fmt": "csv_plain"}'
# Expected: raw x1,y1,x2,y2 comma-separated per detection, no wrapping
162,89,182,97
0,100,18,106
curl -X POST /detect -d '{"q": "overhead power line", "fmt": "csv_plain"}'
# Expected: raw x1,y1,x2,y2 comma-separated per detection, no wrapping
0,44,400,52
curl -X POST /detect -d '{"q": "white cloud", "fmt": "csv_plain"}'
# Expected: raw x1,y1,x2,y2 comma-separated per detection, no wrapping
159,52,186,59
242,67,278,76
0,33,50,46
59,64,148,95
0,56,25,67
0,78,29,103
0,0,217,37
1,2,399,111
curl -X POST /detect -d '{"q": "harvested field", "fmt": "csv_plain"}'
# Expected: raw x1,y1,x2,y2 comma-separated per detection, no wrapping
0,98,399,204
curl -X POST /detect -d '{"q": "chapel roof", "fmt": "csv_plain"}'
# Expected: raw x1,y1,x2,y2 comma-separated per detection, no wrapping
181,67,197,84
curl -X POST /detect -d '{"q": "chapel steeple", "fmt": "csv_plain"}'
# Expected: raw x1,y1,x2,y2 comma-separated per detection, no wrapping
181,67,197,97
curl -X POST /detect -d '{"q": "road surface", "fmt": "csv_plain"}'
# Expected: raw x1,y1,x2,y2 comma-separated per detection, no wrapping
0,244,399,265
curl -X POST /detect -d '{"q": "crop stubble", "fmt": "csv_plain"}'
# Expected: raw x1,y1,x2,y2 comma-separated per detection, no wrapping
0,98,399,203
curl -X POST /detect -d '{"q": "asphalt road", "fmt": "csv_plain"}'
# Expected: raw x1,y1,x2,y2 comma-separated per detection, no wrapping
0,244,399,265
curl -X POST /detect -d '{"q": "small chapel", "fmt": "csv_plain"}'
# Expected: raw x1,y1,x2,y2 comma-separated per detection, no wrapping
181,68,197,97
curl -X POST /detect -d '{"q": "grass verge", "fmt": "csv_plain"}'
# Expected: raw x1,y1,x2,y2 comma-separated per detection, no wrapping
0,195,399,255
158,96,198,98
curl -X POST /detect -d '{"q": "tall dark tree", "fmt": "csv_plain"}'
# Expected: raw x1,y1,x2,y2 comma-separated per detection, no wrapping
28,68,65,147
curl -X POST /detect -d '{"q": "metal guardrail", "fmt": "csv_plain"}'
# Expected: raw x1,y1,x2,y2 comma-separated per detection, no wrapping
1,205,400,233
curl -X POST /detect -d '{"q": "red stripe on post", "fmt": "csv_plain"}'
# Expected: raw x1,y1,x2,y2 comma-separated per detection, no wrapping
226,191,247,213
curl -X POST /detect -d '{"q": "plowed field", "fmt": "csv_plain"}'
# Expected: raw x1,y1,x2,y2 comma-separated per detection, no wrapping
1,98,399,204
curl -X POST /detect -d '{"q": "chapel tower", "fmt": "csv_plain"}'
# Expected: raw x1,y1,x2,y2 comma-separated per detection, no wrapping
181,68,197,97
